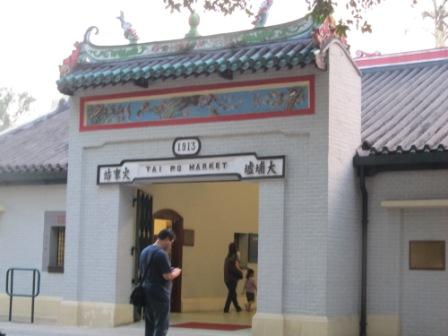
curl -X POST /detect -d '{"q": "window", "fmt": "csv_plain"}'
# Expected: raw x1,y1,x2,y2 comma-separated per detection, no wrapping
49,226,65,272
234,233,258,266
43,212,66,273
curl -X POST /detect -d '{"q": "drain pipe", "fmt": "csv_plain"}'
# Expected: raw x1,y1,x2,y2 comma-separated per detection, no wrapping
359,166,368,336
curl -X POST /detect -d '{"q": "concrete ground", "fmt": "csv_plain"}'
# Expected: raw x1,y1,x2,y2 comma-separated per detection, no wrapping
0,312,253,336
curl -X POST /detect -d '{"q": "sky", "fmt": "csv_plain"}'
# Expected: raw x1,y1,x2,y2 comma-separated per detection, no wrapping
0,0,438,125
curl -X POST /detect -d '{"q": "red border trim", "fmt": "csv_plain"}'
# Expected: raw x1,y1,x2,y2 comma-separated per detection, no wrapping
79,75,315,132
355,48,448,69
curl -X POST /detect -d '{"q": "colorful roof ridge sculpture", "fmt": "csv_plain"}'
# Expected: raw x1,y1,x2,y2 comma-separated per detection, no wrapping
116,11,139,44
57,12,348,95
252,0,274,28
185,10,201,38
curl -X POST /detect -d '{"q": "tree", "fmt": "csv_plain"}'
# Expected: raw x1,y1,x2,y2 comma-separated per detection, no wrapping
0,88,36,132
422,0,448,47
162,0,418,35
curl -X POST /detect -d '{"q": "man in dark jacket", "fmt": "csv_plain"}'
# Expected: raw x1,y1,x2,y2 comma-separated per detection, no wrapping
140,229,181,336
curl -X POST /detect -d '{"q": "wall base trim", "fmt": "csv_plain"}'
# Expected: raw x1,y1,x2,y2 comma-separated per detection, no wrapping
367,314,400,336
253,313,359,336
0,295,133,327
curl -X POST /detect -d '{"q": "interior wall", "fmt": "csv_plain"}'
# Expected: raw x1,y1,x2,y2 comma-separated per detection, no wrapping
144,181,258,311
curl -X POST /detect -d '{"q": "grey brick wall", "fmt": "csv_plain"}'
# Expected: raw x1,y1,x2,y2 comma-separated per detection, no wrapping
367,169,448,334
327,45,362,317
400,208,448,335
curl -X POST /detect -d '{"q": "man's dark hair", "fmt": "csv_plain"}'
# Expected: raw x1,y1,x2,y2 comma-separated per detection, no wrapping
158,228,175,241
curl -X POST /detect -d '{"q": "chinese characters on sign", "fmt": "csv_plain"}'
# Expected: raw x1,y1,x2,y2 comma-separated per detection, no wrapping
98,154,284,184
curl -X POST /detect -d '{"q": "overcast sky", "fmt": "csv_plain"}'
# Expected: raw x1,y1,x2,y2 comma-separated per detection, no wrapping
0,0,437,124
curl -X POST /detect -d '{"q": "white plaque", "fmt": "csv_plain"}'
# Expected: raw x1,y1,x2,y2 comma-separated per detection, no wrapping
98,153,285,184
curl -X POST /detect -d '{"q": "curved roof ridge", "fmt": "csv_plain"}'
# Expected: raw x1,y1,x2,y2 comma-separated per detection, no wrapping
355,47,448,70
78,15,316,64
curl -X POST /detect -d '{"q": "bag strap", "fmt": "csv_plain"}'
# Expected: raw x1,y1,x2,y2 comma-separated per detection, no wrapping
138,246,156,285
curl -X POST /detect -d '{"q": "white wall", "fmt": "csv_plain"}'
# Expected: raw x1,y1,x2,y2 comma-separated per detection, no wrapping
367,169,448,336
0,184,66,297
327,44,362,318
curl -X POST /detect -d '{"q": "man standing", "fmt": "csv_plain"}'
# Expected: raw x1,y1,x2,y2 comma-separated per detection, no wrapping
140,229,181,336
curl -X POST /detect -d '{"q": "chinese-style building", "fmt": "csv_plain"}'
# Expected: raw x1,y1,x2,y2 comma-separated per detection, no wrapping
1,10,448,336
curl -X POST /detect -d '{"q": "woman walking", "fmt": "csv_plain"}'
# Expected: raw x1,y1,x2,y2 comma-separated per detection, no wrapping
223,242,243,313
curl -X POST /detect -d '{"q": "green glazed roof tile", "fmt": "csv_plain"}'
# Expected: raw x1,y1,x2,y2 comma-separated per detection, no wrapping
56,14,346,94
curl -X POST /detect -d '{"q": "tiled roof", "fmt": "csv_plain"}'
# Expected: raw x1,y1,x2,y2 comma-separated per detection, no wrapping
0,102,69,175
357,48,448,156
57,15,326,95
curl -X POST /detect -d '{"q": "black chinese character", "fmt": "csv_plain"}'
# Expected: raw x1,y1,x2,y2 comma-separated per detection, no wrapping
245,161,255,175
114,168,121,180
256,161,266,175
267,160,277,175
104,168,112,181
123,167,130,180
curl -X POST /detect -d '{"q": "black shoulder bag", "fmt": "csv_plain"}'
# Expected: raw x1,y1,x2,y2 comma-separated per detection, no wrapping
130,251,154,307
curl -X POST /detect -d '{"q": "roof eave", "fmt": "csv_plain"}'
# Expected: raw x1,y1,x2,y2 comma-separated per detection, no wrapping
353,151,448,176
0,170,67,186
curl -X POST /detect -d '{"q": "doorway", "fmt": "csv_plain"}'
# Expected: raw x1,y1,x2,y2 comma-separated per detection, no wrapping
133,190,153,321
143,181,259,315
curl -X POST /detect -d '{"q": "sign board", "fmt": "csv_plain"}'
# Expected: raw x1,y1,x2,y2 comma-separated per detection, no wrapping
97,153,285,184
172,137,201,157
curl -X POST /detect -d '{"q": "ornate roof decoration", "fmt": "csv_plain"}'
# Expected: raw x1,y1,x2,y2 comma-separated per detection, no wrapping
312,16,347,49
185,11,200,38
81,15,315,63
117,11,139,44
252,0,274,28
57,13,348,95
59,42,81,76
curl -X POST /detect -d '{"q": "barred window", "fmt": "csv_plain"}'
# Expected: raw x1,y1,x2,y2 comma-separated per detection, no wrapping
43,211,66,273
56,227,65,268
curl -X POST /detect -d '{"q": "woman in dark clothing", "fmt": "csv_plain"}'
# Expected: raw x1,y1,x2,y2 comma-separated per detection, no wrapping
223,242,243,313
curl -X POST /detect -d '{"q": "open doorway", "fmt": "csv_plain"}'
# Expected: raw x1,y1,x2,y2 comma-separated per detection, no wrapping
137,180,259,321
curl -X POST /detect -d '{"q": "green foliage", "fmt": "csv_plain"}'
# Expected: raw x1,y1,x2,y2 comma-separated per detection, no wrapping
162,0,419,35
163,0,254,16
0,88,36,132
422,0,448,47
310,0,335,23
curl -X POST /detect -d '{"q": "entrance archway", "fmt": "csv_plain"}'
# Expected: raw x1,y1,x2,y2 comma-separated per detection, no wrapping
153,209,184,313
143,181,259,319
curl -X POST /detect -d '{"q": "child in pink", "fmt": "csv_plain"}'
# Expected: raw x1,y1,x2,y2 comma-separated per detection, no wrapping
244,268,257,312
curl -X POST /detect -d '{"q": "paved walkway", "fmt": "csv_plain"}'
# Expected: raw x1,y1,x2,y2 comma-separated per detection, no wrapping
0,312,253,336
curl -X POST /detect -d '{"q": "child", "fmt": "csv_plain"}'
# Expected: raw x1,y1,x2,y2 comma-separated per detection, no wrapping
244,268,257,312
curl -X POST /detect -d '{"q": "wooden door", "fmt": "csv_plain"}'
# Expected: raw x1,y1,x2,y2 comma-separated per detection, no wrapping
153,209,183,313
133,190,153,321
